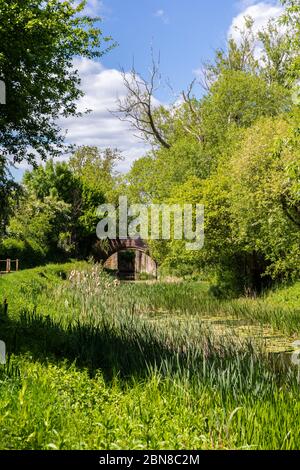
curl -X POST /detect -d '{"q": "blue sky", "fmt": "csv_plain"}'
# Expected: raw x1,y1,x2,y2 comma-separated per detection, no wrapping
98,0,242,102
14,0,283,178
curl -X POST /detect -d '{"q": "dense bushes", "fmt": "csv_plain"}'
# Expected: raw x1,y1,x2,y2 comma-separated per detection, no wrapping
0,239,43,268
0,148,120,267
0,237,57,268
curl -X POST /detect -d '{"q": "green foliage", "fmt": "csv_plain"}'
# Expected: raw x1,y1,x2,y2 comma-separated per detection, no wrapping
0,158,20,236
0,0,114,164
78,181,106,238
228,115,300,281
201,71,290,153
280,0,300,81
198,114,300,293
23,160,79,205
0,238,45,267
2,146,120,264
4,192,72,264
123,5,298,294
69,146,121,199
148,176,204,272
204,19,260,83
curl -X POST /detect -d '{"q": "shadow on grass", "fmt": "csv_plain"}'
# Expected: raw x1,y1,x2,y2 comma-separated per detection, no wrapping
0,308,193,381
0,306,294,386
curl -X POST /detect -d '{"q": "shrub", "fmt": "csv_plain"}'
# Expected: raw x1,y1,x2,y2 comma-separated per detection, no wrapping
0,238,46,268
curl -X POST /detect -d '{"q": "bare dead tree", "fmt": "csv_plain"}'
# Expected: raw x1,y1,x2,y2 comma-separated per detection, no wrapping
113,57,171,149
113,54,207,149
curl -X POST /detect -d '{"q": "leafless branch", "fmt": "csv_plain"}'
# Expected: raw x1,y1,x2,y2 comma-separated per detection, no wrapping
112,58,171,149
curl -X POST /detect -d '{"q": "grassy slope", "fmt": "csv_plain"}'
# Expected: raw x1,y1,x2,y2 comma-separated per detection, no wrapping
0,263,300,449
0,262,87,314
265,282,300,309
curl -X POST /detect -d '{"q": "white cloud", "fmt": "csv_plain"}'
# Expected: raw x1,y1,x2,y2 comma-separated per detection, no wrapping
73,0,113,18
192,1,284,87
229,2,283,41
59,58,151,173
76,0,104,16
13,58,156,176
155,9,165,17
154,9,169,24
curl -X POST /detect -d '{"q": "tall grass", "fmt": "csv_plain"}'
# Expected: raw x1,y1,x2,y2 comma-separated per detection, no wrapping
0,262,300,449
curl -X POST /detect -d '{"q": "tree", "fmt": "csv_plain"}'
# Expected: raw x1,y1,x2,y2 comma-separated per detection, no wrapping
202,17,259,88
69,146,121,199
5,192,72,264
203,14,295,89
280,0,300,81
280,108,300,229
15,149,120,261
115,61,206,150
23,159,80,205
0,159,20,237
258,21,292,86
200,70,290,157
148,176,205,277
22,159,105,256
0,0,114,165
115,60,171,149
226,115,300,284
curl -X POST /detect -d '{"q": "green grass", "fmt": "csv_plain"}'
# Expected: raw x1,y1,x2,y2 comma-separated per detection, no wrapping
0,263,300,449
265,281,300,309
